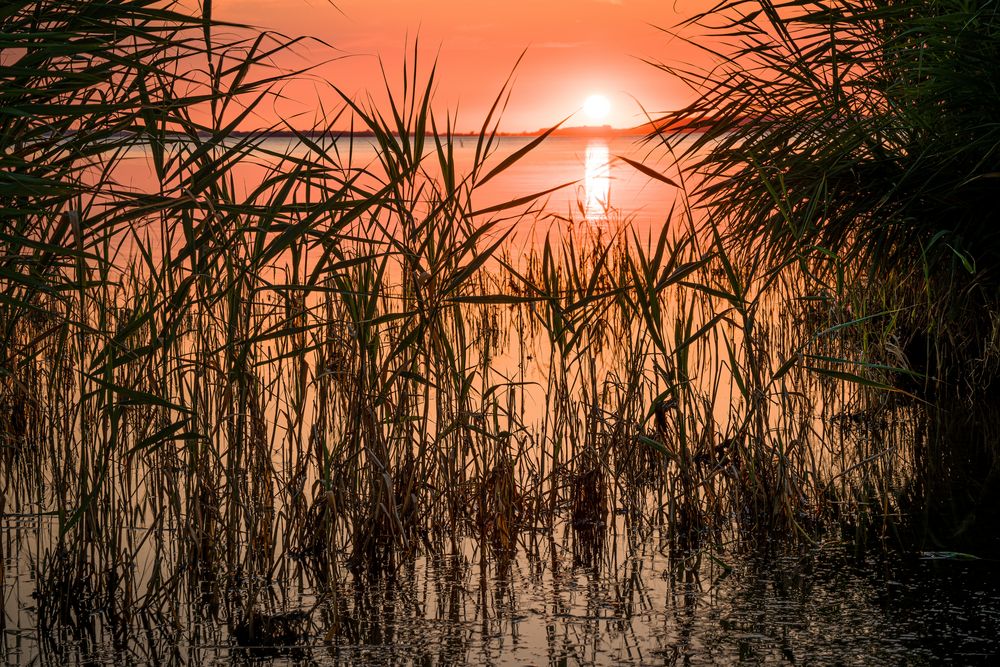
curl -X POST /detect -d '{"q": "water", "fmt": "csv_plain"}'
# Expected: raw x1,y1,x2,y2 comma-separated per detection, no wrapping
459,136,679,233
318,542,1000,665
113,134,681,235
4,518,999,664
3,133,1000,665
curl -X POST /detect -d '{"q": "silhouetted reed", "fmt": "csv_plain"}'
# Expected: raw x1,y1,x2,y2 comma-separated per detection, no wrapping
2,0,989,661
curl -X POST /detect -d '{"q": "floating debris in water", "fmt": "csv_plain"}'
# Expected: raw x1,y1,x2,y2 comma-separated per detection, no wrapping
918,551,982,561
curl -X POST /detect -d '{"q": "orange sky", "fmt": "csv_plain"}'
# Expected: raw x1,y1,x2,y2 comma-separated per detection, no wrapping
212,0,718,132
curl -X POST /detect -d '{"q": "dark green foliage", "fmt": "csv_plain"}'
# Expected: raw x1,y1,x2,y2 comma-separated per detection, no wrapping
661,0,1000,276
7,1,1000,658
655,0,1000,552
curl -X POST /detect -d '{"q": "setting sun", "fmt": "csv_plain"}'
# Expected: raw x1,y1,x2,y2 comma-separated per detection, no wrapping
583,93,612,124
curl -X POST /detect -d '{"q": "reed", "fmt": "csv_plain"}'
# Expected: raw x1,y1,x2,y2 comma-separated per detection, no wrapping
2,0,989,659
653,0,1000,549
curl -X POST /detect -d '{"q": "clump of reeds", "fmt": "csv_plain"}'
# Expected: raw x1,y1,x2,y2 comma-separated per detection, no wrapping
661,0,1000,275
653,0,1000,551
9,0,992,659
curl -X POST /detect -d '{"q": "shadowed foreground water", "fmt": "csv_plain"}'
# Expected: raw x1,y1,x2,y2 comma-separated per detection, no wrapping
4,519,998,665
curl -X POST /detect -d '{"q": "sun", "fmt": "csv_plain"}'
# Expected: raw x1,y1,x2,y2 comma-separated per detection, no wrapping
583,94,611,124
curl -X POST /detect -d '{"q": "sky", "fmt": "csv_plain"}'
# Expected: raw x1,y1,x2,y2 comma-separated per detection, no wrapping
211,0,719,132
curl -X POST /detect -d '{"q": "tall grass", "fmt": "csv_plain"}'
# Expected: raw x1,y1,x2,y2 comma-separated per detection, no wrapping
1,0,986,659
658,0,1000,274
653,0,1000,549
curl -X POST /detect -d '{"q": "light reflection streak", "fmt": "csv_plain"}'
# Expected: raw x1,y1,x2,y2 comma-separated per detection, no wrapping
584,141,610,224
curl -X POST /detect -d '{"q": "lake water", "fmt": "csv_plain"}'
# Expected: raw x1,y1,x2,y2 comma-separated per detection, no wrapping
109,134,684,243
5,517,999,664
448,136,680,233
4,133,1000,665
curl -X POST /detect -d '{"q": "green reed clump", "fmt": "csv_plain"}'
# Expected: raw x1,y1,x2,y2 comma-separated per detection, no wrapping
661,0,1000,276
3,1,971,660
653,0,1000,550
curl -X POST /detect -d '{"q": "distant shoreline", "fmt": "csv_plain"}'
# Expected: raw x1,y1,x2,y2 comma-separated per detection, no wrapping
228,119,712,140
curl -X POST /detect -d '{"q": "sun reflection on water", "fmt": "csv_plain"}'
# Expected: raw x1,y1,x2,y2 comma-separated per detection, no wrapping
584,141,611,224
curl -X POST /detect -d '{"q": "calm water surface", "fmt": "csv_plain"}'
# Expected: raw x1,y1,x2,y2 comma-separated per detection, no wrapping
4,519,999,664
111,135,681,237
3,135,999,665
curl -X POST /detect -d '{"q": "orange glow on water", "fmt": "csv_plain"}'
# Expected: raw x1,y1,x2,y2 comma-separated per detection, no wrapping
584,141,611,223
